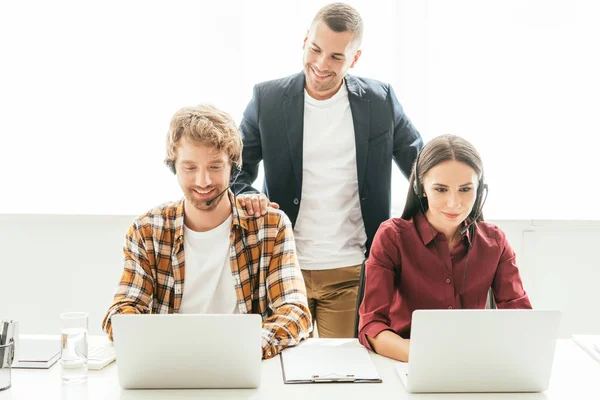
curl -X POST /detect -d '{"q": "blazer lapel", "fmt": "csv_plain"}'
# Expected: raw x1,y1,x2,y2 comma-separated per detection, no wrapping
282,73,306,192
346,76,370,194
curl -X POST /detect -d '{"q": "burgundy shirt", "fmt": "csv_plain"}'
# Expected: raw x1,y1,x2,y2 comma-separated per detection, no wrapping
358,213,532,350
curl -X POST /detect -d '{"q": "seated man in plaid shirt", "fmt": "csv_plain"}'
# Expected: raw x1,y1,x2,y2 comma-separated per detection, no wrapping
102,104,312,359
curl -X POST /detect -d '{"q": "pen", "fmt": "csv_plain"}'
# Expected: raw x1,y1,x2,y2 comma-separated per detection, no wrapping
0,320,17,367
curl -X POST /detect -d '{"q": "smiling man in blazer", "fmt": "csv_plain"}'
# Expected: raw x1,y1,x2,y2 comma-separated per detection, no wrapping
233,2,423,338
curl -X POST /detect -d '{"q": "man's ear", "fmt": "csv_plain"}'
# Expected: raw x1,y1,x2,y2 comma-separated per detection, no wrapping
302,30,309,49
350,49,362,68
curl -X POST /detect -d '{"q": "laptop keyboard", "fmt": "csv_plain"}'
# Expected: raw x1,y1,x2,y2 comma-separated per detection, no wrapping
88,345,116,370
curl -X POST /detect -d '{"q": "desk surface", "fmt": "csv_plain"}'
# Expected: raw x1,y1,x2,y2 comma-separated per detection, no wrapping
1,338,599,400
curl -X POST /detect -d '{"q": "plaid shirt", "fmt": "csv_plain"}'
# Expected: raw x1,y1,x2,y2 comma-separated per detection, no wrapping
102,191,312,359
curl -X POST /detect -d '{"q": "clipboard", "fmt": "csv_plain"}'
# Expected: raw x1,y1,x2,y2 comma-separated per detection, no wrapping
280,345,382,384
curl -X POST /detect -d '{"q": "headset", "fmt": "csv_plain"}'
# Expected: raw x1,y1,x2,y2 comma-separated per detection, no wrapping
166,160,242,206
412,149,489,309
167,159,258,306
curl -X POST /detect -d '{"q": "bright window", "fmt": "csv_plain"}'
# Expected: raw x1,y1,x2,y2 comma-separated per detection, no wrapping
1,0,598,219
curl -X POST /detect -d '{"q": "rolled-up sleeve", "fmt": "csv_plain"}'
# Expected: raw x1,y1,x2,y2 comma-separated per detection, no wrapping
261,214,312,359
492,227,532,309
101,223,154,340
358,221,399,350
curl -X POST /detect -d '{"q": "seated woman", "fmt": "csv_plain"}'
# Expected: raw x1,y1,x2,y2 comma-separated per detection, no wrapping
358,134,532,362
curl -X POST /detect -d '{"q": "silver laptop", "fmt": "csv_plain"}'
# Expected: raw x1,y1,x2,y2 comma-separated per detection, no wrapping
111,314,262,389
397,309,561,393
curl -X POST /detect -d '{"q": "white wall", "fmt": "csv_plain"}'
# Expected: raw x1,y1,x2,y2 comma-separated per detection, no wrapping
2,0,599,219
0,215,130,336
1,215,598,338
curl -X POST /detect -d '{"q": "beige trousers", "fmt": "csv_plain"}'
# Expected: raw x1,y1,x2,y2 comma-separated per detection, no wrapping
301,264,362,338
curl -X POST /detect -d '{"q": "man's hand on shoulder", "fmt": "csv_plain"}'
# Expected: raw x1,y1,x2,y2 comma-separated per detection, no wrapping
237,193,279,217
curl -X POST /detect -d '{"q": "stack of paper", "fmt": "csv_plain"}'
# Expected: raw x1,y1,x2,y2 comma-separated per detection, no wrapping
14,338,61,369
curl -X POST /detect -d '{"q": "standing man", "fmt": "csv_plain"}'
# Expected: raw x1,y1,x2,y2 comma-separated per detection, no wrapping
234,3,423,338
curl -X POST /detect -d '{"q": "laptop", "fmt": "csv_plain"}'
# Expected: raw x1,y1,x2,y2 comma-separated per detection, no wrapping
111,314,262,389
396,309,561,393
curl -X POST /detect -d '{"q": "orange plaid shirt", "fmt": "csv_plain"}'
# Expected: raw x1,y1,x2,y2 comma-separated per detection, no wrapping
102,191,312,359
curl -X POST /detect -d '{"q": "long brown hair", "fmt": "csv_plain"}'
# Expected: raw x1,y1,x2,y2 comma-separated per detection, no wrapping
402,135,486,222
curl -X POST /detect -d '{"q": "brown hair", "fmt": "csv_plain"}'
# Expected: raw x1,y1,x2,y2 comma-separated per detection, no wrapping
311,2,364,48
402,135,485,221
164,104,242,171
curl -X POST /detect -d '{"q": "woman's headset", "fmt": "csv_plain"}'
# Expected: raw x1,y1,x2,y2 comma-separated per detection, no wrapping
412,148,489,308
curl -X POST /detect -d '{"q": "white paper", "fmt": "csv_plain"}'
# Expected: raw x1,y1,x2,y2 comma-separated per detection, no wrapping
572,334,600,364
281,346,380,382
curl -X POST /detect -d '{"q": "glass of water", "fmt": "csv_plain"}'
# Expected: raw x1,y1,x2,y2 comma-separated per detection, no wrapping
60,312,88,383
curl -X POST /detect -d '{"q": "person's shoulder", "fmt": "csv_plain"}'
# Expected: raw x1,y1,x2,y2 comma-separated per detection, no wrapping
133,199,182,231
235,202,291,232
378,217,415,235
262,207,292,230
347,75,391,99
255,72,304,94
474,221,507,247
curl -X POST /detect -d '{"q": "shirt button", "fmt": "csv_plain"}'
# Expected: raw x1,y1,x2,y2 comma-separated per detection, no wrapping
448,305,453,309
267,351,272,357
293,198,299,205
445,278,451,284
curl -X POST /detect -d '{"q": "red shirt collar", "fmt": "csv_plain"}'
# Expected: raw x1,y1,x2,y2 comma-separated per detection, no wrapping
414,212,472,246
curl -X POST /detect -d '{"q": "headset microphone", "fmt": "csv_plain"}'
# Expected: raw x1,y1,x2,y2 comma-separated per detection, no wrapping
459,221,472,236
205,185,233,206
459,183,489,236
204,166,242,207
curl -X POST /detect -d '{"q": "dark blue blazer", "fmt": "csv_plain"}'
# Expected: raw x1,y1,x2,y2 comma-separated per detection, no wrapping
234,72,423,251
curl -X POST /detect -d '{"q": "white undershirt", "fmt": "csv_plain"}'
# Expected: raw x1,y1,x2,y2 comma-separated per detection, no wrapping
294,82,367,270
179,215,239,314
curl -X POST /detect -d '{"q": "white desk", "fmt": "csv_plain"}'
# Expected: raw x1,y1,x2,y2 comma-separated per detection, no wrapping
1,338,599,400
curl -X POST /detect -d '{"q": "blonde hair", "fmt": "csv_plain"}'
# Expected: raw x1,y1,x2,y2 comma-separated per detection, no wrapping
164,104,242,170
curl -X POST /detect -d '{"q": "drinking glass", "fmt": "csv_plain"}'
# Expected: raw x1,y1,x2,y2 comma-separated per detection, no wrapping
60,312,88,383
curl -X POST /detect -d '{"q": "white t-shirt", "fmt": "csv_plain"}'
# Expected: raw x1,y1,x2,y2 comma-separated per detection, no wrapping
294,82,367,270
179,215,239,314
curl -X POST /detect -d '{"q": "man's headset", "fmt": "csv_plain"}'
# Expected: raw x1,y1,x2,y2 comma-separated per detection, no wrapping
166,160,242,206
166,158,257,303
412,149,489,309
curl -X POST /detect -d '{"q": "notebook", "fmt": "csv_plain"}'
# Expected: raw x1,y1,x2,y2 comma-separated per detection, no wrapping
13,338,61,369
280,342,381,383
572,334,600,364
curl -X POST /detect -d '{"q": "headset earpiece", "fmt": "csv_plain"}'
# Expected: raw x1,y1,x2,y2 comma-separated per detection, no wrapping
470,180,488,222
413,177,423,198
231,165,242,181
167,160,176,175
413,150,423,198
